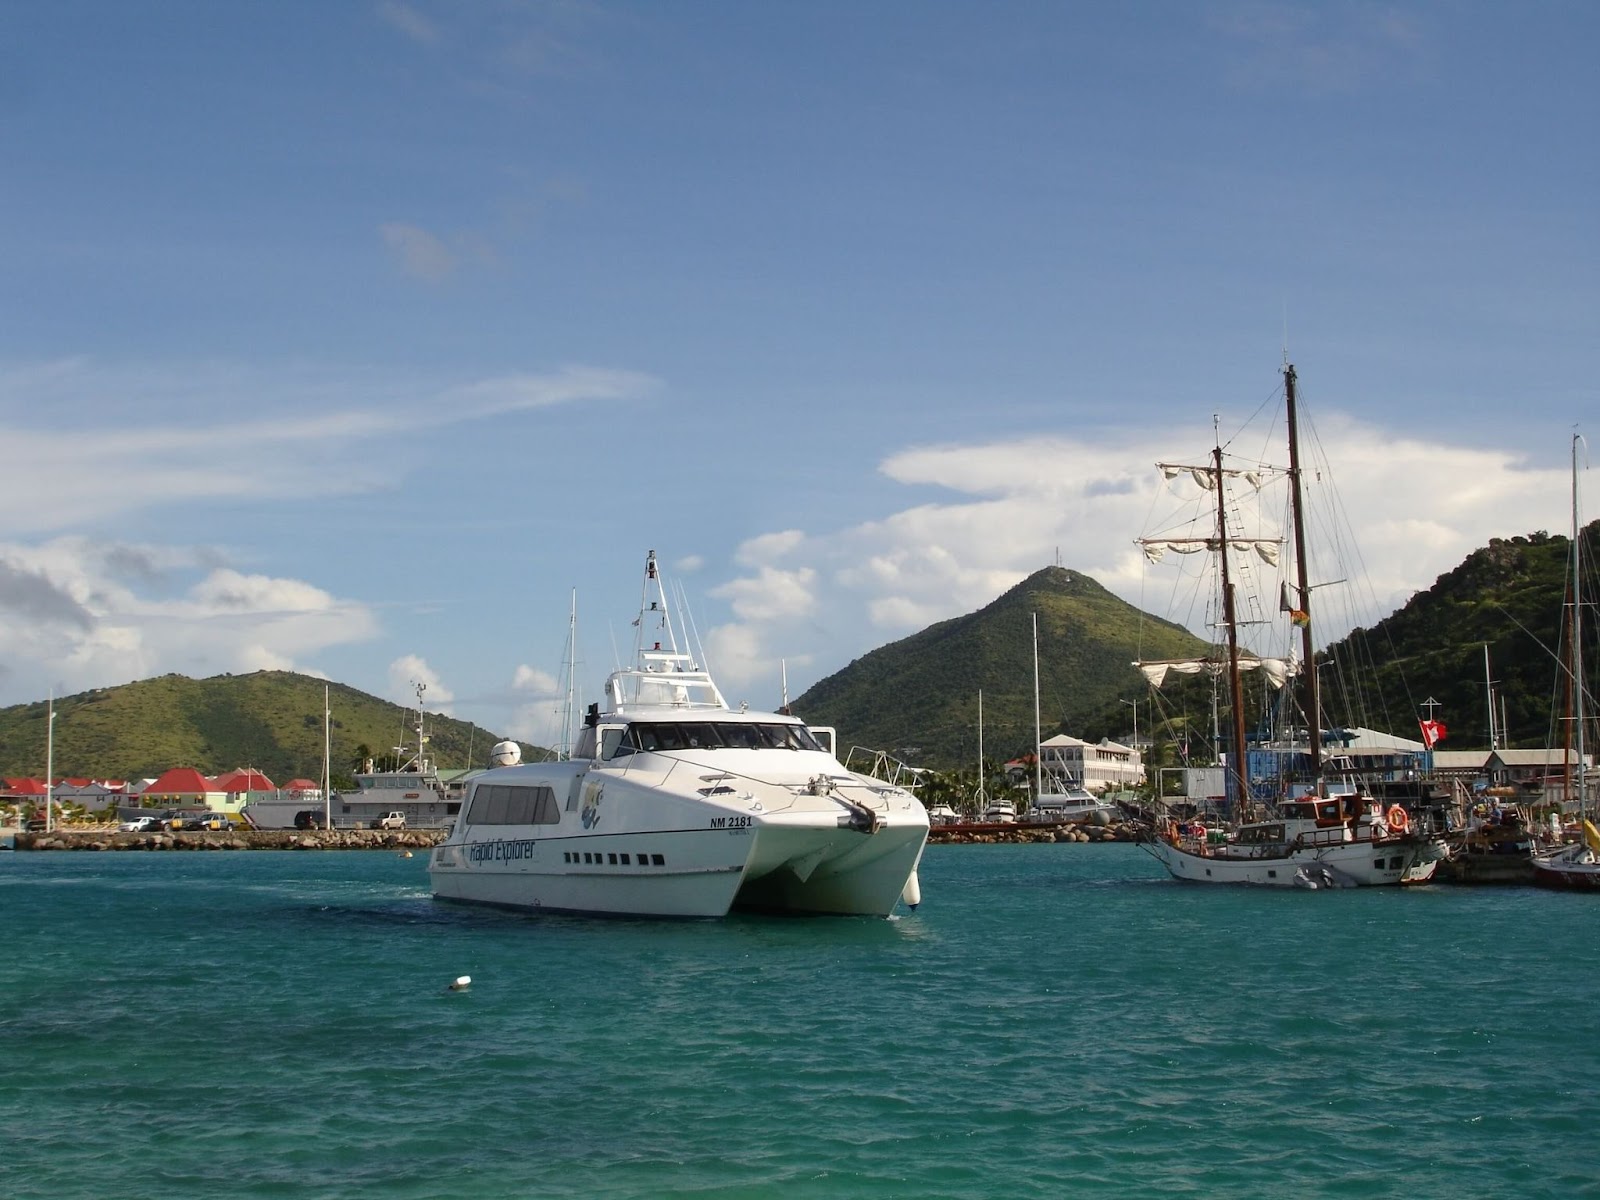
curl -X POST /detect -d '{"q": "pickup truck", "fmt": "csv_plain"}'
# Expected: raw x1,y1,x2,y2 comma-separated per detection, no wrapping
376,811,407,830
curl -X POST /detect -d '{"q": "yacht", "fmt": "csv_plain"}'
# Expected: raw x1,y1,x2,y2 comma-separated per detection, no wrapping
1146,792,1444,887
429,552,930,918
1029,779,1119,824
981,798,1017,824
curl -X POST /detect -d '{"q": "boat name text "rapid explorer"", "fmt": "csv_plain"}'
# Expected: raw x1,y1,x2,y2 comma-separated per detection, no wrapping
468,839,537,863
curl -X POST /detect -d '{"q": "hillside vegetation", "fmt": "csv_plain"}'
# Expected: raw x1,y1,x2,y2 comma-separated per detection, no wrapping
1316,521,1600,750
794,519,1599,770
792,567,1211,769
0,671,536,785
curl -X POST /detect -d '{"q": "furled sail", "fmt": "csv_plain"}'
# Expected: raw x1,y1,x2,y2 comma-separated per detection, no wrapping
1133,652,1296,690
1157,463,1265,492
1138,537,1282,566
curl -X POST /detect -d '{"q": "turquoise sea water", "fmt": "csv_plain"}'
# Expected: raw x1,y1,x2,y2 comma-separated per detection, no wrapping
2,844,1596,1199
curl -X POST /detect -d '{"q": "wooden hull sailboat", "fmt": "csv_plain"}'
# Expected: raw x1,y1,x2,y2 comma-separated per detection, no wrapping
1531,433,1596,890
1136,362,1445,888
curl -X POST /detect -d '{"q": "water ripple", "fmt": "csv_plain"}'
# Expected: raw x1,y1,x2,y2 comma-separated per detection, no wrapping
2,845,1597,1198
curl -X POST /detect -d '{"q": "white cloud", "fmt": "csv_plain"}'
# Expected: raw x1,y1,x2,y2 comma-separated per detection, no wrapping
0,537,380,705
438,367,654,416
703,414,1573,705
376,1,439,45
710,565,817,622
380,221,458,281
702,622,765,692
512,664,559,693
736,530,807,565
1210,2,1427,94
0,359,655,536
388,654,455,714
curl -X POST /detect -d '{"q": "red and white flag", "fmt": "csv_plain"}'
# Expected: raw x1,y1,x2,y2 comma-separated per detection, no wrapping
1418,719,1447,748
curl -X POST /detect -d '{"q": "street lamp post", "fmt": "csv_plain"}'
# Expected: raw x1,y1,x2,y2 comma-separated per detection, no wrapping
1121,698,1142,791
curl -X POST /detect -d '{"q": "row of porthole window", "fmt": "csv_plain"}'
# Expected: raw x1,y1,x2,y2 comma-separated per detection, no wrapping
563,850,667,866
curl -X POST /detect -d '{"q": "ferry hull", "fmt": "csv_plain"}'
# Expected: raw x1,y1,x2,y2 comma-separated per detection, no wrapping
430,821,928,919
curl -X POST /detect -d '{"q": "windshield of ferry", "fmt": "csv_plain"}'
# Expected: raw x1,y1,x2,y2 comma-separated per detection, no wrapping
610,721,825,756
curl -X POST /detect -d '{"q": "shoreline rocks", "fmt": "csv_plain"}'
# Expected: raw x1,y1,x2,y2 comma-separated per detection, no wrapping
13,828,447,852
928,820,1147,845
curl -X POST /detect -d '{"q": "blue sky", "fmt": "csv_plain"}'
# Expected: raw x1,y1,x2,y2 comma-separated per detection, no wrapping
2,1,1595,751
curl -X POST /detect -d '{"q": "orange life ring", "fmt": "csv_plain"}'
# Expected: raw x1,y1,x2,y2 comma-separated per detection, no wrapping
1386,805,1409,832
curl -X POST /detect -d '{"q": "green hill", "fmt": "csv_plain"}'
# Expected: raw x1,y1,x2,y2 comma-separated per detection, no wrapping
1317,521,1599,749
0,671,538,785
790,566,1212,769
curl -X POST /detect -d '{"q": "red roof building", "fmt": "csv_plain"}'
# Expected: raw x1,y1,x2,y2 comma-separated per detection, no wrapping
142,767,219,800
214,769,277,793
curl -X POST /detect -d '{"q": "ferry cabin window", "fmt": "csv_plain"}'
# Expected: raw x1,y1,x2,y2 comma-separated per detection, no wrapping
614,721,825,754
467,784,561,825
718,724,763,750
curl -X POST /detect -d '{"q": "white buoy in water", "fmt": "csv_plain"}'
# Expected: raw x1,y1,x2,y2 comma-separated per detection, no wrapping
448,975,471,991
900,870,921,910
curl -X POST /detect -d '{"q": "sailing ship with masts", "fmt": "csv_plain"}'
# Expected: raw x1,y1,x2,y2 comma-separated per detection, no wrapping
1137,362,1446,887
1531,432,1600,888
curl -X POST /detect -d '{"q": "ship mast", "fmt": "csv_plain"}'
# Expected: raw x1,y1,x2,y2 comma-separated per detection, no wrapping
1033,613,1044,805
1283,363,1322,781
1572,433,1587,822
1214,442,1251,818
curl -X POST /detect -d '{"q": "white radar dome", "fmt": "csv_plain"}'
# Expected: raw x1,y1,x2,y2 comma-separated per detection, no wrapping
490,740,522,767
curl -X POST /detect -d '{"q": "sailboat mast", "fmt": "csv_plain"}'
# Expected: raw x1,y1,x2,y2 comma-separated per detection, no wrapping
1484,643,1498,751
1214,444,1251,816
1283,364,1322,777
562,589,577,761
1033,613,1044,803
1572,433,1586,821
978,688,986,812
322,684,332,831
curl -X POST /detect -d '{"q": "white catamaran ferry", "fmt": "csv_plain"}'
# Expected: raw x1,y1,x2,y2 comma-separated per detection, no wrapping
429,552,930,918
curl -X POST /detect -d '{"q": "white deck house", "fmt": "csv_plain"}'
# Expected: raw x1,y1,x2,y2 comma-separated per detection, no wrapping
1039,734,1144,793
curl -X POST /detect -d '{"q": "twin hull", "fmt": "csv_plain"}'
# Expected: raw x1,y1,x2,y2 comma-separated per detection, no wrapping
429,753,929,918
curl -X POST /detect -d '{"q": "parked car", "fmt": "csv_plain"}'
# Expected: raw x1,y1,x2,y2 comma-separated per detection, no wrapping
168,813,211,830
376,811,407,830
119,815,164,832
196,813,233,831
